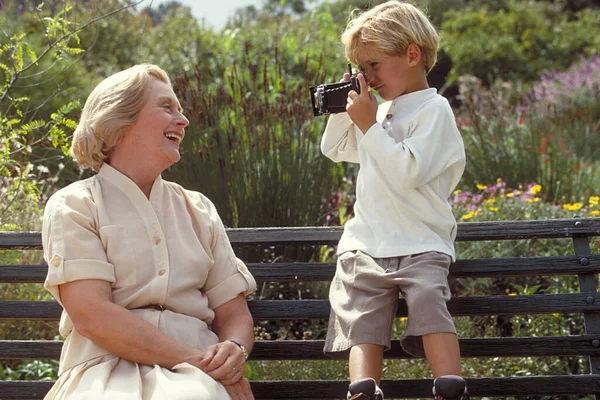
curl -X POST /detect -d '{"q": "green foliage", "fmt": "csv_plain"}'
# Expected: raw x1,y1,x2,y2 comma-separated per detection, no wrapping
0,360,59,381
223,3,344,84
440,0,600,84
0,3,82,228
137,4,220,79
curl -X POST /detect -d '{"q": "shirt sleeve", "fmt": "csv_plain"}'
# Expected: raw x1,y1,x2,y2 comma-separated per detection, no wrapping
42,185,116,306
320,112,362,163
197,195,257,309
359,98,465,190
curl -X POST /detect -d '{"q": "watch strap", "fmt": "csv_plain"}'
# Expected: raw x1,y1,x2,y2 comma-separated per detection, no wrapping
229,339,249,360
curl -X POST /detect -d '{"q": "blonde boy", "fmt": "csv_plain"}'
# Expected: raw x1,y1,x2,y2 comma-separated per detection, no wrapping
321,1,468,399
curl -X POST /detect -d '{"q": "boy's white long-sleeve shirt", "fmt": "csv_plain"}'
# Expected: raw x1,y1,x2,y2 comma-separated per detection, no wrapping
321,88,465,260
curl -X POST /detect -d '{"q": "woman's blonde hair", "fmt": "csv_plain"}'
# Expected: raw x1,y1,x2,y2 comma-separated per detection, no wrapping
341,0,439,74
71,64,171,171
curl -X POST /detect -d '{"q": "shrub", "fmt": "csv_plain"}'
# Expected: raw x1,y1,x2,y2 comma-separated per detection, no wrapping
455,55,600,202
440,0,600,84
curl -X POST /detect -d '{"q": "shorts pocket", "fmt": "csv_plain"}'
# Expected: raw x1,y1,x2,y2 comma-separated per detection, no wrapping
99,225,137,287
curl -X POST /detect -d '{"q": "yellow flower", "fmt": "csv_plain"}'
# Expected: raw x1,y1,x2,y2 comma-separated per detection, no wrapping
592,210,600,217
563,202,583,212
488,207,499,212
453,189,462,195
399,317,408,322
525,213,531,218
506,193,514,198
476,184,487,190
496,177,503,183
484,198,495,205
590,196,600,206
461,211,478,220
525,197,540,203
508,292,517,296
530,184,542,195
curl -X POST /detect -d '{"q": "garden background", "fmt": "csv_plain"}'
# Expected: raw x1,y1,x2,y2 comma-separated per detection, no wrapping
1,0,599,398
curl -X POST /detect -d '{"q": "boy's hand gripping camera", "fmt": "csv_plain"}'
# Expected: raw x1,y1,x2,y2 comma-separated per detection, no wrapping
309,64,361,116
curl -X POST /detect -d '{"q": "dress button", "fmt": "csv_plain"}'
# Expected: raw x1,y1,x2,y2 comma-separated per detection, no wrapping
386,114,393,120
158,269,166,276
152,236,161,245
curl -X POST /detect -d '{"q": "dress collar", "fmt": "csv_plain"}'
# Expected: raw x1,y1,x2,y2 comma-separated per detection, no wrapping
98,163,163,203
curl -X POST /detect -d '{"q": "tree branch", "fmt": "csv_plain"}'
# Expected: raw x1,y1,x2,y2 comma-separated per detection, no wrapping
0,0,147,104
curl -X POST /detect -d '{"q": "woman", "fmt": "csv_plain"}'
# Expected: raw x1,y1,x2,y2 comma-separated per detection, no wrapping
42,64,257,400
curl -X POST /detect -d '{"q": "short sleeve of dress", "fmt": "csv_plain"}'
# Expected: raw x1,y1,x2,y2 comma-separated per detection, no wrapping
42,184,116,305
196,194,257,309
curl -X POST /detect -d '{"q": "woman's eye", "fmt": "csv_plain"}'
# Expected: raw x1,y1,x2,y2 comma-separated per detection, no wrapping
370,62,379,68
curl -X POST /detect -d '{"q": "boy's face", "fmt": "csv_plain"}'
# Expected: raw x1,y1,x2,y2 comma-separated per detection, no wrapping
355,45,427,100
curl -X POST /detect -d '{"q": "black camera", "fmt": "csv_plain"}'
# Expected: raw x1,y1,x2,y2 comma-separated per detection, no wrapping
309,64,361,116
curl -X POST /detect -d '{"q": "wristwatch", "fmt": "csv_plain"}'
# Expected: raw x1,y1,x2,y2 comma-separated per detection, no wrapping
229,339,249,360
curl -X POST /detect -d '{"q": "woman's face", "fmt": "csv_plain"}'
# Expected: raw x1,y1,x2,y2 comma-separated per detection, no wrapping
115,79,189,170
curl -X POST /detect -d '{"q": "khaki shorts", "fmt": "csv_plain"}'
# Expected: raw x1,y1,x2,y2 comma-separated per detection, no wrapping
324,250,456,358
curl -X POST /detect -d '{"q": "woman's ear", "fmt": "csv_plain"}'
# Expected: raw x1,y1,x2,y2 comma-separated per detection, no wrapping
406,43,422,67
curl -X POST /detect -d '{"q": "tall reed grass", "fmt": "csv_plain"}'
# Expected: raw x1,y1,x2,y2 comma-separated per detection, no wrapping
168,43,343,230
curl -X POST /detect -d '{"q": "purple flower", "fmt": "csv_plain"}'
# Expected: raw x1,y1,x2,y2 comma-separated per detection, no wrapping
522,55,600,112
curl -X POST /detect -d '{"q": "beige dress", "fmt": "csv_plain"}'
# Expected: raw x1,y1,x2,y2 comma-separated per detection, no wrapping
41,163,257,400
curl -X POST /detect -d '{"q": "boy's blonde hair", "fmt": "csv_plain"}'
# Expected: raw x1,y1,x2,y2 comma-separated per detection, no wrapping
71,64,171,172
341,0,439,74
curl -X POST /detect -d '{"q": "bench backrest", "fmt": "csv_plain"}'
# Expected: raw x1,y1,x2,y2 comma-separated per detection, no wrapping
1,218,600,399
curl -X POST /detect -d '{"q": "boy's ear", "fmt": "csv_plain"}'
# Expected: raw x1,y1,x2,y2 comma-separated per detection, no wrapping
406,44,422,66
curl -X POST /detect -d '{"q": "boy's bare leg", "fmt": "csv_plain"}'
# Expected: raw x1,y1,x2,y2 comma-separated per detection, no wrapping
422,332,461,378
349,343,384,383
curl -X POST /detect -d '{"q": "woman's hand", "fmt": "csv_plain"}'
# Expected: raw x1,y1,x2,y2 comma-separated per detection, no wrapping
198,340,246,385
207,294,254,385
224,377,255,400
181,350,206,370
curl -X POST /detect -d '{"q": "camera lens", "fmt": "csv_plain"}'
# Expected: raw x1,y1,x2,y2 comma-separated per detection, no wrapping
315,86,325,110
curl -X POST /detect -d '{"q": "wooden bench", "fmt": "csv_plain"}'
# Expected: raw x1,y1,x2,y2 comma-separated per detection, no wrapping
1,217,600,399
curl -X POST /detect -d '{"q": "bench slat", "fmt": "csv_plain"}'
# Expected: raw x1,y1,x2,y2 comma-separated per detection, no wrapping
1,294,599,320
3,335,600,360
249,294,600,319
251,336,600,359
2,255,600,283
1,375,599,399
0,265,47,283
1,218,599,250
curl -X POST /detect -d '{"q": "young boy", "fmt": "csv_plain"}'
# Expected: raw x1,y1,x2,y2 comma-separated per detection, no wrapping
320,1,468,399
